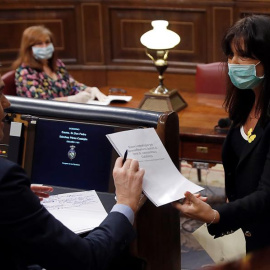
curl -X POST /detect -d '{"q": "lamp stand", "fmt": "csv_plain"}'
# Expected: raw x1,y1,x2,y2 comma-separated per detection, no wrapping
138,89,187,112
138,50,187,112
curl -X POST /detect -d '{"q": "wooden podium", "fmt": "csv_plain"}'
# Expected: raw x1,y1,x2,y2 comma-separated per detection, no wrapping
4,96,181,270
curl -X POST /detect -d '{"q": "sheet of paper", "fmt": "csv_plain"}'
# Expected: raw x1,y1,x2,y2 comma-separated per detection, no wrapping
106,128,203,207
42,190,108,234
87,95,132,106
192,224,246,263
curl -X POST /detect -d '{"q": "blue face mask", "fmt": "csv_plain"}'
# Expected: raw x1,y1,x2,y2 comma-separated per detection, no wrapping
228,62,264,89
32,43,54,60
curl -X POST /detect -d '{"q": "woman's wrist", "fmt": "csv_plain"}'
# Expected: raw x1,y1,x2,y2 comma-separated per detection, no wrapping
207,209,220,226
54,96,68,101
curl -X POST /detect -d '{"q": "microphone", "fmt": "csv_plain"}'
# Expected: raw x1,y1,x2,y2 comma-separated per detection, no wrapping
215,117,231,134
218,118,231,128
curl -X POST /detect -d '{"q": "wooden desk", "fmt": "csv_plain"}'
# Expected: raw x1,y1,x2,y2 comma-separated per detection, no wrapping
102,87,228,163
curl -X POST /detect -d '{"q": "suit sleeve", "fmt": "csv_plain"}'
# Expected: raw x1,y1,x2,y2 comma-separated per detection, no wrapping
0,159,135,270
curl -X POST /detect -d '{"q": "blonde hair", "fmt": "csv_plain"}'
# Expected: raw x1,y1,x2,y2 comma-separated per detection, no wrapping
12,25,57,71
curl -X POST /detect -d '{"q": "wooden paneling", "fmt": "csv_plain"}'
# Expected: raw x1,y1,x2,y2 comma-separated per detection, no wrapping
68,68,107,87
106,69,196,92
236,2,270,17
212,7,233,61
0,0,270,88
108,7,208,66
81,3,104,64
0,5,78,66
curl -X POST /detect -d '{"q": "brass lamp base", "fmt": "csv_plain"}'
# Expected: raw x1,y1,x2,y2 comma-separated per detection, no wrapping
138,89,187,112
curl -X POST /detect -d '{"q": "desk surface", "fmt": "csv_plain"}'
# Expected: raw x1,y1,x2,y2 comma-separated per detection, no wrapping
103,87,228,138
102,87,228,163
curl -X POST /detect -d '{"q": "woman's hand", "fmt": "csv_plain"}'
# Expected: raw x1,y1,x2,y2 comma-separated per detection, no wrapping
31,184,53,201
67,91,93,103
172,191,220,224
84,87,108,102
57,87,107,103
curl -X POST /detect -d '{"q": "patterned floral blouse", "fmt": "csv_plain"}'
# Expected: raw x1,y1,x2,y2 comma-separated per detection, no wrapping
15,59,87,99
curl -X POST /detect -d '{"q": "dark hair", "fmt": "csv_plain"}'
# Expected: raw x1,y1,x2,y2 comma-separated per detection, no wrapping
12,25,57,71
222,15,270,126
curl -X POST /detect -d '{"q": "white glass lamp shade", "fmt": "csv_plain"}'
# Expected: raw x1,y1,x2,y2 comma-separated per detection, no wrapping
140,20,180,50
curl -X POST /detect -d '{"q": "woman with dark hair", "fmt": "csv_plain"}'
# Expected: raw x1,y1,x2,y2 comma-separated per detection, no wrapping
13,25,107,103
173,14,270,253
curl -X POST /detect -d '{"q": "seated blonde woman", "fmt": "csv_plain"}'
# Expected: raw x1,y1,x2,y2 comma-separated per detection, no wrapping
12,25,107,103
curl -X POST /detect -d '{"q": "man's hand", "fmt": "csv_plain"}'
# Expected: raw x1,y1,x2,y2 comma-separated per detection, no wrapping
31,184,53,201
113,157,144,213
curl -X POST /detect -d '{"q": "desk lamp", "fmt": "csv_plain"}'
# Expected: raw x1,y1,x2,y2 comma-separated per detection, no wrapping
139,20,187,112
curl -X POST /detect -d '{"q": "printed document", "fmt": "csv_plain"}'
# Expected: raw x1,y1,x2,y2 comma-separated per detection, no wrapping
42,190,108,234
106,128,203,207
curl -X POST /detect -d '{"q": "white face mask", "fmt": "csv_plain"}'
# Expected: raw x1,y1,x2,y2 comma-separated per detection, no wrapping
32,43,54,60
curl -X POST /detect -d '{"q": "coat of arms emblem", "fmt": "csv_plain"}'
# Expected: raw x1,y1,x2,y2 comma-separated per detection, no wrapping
68,145,76,160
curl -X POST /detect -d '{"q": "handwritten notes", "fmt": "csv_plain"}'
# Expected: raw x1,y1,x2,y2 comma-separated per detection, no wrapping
42,190,108,234
106,128,203,207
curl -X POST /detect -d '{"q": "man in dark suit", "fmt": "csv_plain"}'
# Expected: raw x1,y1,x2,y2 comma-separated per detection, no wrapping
0,74,145,269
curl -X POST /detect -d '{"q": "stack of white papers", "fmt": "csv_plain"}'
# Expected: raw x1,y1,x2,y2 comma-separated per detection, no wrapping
42,190,108,234
87,95,132,106
106,128,203,207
